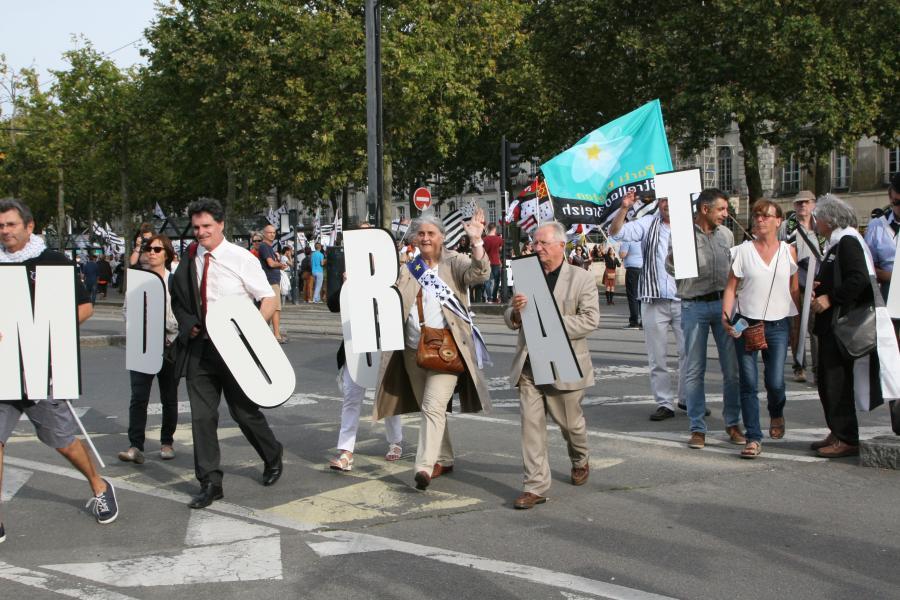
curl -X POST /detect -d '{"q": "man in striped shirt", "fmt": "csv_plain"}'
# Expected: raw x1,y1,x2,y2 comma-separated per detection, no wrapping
610,191,685,421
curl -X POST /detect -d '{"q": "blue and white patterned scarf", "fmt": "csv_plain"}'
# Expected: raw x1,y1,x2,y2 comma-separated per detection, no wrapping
407,256,491,368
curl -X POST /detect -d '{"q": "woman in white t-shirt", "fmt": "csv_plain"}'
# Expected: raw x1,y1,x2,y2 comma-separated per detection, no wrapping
722,199,799,459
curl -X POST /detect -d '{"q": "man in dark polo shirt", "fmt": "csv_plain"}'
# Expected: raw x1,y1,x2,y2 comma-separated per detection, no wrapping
482,223,504,303
0,199,119,539
260,224,288,343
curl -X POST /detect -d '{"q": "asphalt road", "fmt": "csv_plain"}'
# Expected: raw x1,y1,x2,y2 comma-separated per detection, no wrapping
1,301,898,600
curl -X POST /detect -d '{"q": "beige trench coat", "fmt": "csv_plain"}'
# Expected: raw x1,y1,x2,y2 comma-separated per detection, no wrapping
373,249,491,420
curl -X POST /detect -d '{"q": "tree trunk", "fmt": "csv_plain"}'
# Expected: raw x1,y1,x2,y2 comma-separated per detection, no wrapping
240,173,249,206
382,156,393,229
813,153,830,196
738,122,763,202
119,163,130,254
225,164,236,239
57,167,65,252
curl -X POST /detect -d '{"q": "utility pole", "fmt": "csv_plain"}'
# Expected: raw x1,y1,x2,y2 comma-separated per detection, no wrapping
57,167,65,252
499,137,522,302
365,0,384,228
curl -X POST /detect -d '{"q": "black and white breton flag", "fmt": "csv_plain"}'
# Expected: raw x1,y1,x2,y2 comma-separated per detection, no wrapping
443,210,465,249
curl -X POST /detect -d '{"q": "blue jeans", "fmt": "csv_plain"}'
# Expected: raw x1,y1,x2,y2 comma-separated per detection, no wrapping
681,299,741,433
484,264,501,301
85,279,98,304
312,271,324,302
734,317,790,442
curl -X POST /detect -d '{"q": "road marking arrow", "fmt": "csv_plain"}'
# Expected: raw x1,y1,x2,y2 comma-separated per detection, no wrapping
0,561,141,600
42,512,282,587
0,466,32,501
307,530,678,600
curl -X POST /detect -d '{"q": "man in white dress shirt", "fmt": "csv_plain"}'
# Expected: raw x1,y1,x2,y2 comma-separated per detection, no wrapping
171,199,284,509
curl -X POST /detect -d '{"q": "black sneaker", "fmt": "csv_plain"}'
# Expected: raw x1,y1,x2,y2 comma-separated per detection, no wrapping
622,323,641,329
86,479,119,524
650,407,675,421
0,522,5,543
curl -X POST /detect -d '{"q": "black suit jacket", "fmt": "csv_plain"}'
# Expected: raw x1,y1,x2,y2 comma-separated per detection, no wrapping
170,243,205,377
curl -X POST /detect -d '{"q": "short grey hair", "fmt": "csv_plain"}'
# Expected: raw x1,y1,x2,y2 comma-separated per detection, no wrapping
0,198,34,225
534,221,567,243
408,213,446,239
813,194,857,229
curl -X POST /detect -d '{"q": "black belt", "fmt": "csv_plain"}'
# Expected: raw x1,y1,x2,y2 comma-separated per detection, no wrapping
683,291,724,302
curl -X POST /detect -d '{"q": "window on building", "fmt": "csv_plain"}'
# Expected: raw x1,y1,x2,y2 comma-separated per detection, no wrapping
448,201,456,212
832,151,851,189
717,147,733,192
487,200,496,224
433,204,441,217
397,206,405,220
888,147,900,181
781,154,800,193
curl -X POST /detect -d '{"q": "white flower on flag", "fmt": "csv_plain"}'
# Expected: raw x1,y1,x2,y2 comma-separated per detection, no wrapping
570,127,632,184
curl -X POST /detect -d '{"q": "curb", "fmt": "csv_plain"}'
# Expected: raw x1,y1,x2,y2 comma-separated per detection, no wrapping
79,327,344,348
860,435,900,470
81,335,127,348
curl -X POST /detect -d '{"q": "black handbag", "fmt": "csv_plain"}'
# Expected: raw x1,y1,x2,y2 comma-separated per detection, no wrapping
831,241,882,360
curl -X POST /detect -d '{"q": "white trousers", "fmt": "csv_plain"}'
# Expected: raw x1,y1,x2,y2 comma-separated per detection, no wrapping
640,300,685,410
337,367,402,452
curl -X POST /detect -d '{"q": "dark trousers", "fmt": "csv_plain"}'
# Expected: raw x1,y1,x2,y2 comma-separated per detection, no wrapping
128,360,179,450
487,264,502,301
625,267,641,325
816,331,859,445
186,341,282,486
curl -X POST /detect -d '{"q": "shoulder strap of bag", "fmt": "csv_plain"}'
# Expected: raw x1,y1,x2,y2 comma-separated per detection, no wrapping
416,288,425,329
759,244,781,321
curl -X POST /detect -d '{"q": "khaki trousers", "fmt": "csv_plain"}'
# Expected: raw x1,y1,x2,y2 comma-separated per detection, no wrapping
403,349,457,473
519,367,589,496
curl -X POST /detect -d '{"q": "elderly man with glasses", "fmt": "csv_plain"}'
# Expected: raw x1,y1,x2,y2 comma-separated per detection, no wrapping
505,221,599,509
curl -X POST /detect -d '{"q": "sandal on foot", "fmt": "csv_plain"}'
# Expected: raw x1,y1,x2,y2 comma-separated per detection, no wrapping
740,441,762,459
385,443,402,462
329,451,353,472
769,417,785,439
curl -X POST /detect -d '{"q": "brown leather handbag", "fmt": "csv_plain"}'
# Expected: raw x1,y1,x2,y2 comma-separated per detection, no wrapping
415,290,465,374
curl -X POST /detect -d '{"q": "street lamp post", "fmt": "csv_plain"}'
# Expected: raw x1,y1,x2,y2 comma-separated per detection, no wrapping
365,0,384,228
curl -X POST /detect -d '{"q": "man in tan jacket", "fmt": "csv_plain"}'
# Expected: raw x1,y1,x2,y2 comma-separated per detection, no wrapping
505,221,600,509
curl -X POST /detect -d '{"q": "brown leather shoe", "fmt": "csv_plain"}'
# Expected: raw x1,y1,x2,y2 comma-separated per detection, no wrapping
688,432,705,449
769,417,786,439
514,492,547,509
571,463,589,486
431,463,454,479
810,432,837,450
816,440,859,459
725,426,747,445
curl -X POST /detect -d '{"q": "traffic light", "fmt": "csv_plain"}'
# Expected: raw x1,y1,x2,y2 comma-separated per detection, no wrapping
505,139,523,179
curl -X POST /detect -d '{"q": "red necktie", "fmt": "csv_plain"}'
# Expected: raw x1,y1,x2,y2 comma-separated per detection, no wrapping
200,251,211,322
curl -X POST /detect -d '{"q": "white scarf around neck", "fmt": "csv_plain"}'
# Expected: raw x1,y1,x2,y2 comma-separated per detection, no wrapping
0,234,47,263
